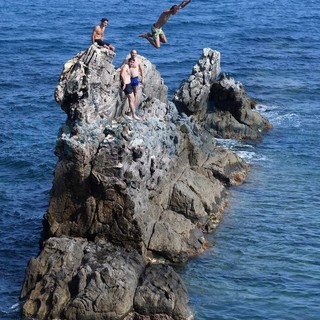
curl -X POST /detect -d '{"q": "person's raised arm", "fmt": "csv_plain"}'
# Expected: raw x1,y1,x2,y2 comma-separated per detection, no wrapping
179,0,192,9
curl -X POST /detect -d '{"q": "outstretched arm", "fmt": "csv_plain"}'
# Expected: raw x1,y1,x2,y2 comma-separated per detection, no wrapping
179,0,192,9
165,0,191,13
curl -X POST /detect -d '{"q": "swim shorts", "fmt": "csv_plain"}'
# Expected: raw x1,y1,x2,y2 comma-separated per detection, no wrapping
95,39,110,46
151,24,165,39
123,83,133,95
131,77,140,87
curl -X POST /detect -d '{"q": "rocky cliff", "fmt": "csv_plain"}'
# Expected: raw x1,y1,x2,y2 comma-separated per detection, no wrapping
20,45,271,319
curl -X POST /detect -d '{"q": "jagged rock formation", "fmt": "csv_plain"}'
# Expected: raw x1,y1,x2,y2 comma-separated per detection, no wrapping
20,45,271,319
173,48,272,139
21,237,190,320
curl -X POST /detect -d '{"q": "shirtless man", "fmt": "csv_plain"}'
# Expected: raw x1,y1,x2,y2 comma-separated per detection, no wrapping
91,18,115,51
126,50,144,101
139,0,192,48
120,58,140,120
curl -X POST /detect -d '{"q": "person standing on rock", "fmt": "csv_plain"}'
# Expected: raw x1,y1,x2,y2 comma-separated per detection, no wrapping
126,50,145,103
139,0,192,48
120,58,140,120
91,18,115,51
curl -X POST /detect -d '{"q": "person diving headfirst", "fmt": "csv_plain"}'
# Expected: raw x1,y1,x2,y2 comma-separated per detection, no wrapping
139,0,192,48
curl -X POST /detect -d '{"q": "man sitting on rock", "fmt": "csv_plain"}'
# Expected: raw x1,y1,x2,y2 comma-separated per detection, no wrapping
120,58,140,120
91,18,115,51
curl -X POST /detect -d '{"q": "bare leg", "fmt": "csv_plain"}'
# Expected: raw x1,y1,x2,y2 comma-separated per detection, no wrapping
139,32,152,38
159,34,167,44
128,93,140,120
139,33,160,48
133,87,138,107
104,44,115,51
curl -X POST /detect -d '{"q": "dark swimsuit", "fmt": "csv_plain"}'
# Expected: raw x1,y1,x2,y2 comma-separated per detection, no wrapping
95,39,110,46
130,77,139,87
123,84,133,95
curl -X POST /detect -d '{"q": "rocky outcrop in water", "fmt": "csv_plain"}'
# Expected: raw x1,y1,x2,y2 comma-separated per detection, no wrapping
20,45,271,319
173,48,272,140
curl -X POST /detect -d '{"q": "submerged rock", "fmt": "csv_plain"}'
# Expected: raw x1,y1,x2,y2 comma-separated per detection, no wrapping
20,45,271,319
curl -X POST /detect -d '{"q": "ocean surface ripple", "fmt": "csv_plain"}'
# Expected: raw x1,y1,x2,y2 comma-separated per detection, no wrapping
1,0,319,319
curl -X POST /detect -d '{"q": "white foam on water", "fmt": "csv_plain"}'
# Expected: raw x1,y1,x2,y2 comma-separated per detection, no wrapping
214,138,266,164
256,103,300,128
235,150,267,164
10,303,20,311
214,138,240,149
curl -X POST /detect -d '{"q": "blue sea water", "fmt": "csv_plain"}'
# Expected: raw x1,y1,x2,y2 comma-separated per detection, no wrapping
1,0,319,319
